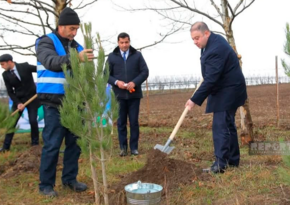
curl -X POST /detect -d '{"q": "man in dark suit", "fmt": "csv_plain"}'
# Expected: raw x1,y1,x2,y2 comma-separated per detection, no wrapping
108,32,149,157
185,22,247,173
0,54,40,152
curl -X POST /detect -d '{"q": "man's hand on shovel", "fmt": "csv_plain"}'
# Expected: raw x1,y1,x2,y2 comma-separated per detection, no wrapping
17,103,25,111
154,79,203,154
11,94,38,116
185,99,195,111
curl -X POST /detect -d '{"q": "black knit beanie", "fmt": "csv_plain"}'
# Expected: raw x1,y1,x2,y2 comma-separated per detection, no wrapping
58,7,80,26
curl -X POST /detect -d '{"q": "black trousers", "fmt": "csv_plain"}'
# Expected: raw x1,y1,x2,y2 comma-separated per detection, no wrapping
117,98,140,151
212,109,240,168
3,100,39,149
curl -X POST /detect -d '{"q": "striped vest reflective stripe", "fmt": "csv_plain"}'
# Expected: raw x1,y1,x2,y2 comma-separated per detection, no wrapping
36,33,83,94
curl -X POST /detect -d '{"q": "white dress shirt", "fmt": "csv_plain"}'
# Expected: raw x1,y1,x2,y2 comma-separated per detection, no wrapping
115,49,130,85
120,49,129,60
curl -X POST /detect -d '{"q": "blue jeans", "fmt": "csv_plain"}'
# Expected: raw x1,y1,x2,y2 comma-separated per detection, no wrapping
39,105,81,190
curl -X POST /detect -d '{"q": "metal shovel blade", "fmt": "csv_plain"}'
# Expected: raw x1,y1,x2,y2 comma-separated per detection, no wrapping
154,144,175,154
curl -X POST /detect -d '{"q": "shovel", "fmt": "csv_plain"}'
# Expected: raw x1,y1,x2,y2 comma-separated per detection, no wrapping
11,94,38,116
154,79,204,154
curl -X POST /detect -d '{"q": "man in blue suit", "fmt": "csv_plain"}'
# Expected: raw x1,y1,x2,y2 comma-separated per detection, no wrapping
185,22,247,173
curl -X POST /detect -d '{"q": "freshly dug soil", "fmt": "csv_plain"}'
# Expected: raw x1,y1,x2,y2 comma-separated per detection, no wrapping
0,145,63,178
109,149,210,205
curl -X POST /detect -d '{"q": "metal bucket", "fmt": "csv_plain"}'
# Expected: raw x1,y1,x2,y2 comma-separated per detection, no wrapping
125,181,163,205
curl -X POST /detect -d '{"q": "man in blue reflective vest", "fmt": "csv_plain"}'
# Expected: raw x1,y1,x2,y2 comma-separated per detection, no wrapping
36,7,94,197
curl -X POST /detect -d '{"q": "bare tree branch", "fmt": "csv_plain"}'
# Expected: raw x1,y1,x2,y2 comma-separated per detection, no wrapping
210,0,223,17
34,1,46,35
136,24,184,51
233,0,244,14
0,11,50,27
0,0,99,55
153,9,192,26
0,0,55,11
68,0,73,4
0,28,39,37
0,16,41,36
37,1,54,32
235,0,256,17
116,6,182,12
211,30,226,36
182,0,188,7
74,0,85,9
227,3,234,17
0,8,39,17
74,0,98,10
220,0,228,23
169,0,223,28
6,49,35,56
228,0,256,31
0,36,35,56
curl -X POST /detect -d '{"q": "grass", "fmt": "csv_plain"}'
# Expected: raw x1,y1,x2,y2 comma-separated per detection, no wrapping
0,124,290,205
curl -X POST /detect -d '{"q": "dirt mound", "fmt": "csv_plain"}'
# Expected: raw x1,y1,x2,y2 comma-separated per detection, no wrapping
0,146,65,178
1,145,43,178
109,149,210,205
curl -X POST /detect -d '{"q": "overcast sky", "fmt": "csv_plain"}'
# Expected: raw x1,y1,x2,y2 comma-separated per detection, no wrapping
81,0,290,78
1,0,290,81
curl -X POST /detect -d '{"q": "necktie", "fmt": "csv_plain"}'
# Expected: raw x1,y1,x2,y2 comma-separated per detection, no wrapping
10,70,20,81
10,70,17,79
123,51,126,61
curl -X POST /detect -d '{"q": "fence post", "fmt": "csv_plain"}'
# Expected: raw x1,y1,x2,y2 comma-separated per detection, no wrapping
276,56,280,127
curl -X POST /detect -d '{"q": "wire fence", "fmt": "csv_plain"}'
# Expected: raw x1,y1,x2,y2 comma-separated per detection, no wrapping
140,76,290,93
0,76,289,98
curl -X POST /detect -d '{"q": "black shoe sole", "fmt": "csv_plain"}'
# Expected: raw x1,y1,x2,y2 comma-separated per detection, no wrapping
202,168,225,174
63,185,87,192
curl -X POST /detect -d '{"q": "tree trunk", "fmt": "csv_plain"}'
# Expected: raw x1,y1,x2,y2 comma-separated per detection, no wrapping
99,126,109,205
54,0,67,26
100,145,109,205
90,145,101,205
224,25,254,144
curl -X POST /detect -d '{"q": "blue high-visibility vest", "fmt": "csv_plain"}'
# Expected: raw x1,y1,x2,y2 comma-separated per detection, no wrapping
35,33,83,94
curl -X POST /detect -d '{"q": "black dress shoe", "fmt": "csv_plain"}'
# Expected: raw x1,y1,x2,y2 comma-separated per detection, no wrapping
131,150,139,156
0,147,9,153
120,149,127,157
202,165,226,174
39,187,58,197
63,181,87,192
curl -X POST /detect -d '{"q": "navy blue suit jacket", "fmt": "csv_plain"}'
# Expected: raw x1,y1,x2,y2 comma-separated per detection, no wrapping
191,32,247,113
108,46,149,99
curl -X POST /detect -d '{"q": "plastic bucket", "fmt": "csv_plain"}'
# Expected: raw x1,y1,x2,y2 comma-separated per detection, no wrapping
125,181,163,205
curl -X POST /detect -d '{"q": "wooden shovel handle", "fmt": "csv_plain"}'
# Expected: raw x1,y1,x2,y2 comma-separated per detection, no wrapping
11,94,38,116
168,79,204,141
